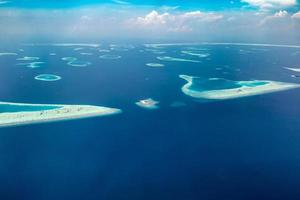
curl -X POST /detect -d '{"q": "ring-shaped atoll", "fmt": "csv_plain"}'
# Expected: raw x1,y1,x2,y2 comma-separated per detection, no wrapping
34,74,62,82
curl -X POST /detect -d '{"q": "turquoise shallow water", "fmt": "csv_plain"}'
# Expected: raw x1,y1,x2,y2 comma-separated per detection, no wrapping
190,78,242,91
0,104,61,113
189,78,269,92
240,81,268,87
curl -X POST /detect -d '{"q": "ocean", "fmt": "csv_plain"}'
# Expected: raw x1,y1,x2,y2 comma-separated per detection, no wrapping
1,43,300,199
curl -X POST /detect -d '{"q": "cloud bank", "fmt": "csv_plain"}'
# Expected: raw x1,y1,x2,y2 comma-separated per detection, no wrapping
242,0,297,10
0,5,299,44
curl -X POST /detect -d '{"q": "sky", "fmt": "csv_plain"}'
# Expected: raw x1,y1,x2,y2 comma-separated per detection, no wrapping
0,0,300,44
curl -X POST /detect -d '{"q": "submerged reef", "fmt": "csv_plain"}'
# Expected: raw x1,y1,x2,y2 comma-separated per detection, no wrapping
17,62,45,68
181,51,210,58
157,56,200,63
17,56,40,61
0,52,18,56
99,55,121,60
62,57,91,67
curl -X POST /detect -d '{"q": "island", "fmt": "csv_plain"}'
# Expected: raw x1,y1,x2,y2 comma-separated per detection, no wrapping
0,102,122,128
285,67,300,72
179,75,300,100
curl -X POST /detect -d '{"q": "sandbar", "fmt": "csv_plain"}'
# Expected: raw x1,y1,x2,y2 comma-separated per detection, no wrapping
0,53,18,56
146,63,165,67
285,67,300,72
17,56,40,61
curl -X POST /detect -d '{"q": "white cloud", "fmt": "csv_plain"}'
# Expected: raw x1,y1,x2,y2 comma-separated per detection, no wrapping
181,11,224,22
259,10,290,25
136,11,172,25
0,6,299,44
273,10,289,17
131,10,223,32
292,11,300,19
241,0,297,10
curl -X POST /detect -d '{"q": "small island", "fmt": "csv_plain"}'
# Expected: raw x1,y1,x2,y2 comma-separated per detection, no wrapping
135,98,159,110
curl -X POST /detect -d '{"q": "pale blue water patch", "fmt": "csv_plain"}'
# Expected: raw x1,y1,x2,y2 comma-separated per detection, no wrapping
74,48,84,51
68,60,91,67
170,101,186,107
144,49,166,54
110,44,135,51
0,104,61,113
292,51,300,56
62,57,77,62
98,49,110,53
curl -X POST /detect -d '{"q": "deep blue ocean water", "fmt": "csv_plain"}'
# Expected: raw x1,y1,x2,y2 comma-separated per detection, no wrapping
1,43,300,200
